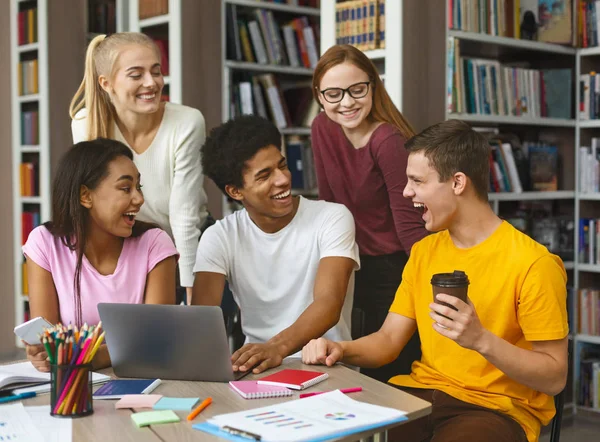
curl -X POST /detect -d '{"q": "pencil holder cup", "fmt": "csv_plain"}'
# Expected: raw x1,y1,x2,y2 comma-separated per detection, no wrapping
50,363,94,418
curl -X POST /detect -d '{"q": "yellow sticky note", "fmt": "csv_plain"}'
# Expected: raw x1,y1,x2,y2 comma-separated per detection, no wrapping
131,410,180,428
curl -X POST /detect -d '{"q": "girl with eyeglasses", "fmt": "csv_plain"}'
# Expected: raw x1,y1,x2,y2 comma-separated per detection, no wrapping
311,44,428,384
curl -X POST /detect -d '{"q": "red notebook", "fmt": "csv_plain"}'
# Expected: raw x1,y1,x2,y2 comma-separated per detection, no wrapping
257,369,328,390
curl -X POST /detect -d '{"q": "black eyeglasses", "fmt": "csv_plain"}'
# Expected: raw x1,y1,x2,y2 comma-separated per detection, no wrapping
319,81,372,104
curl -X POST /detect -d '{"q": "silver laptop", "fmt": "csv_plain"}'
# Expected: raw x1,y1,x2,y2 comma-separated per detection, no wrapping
98,303,250,382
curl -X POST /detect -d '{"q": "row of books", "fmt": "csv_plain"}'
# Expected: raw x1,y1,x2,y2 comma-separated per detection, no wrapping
22,210,41,246
334,0,385,50
284,136,317,191
579,72,600,120
17,7,37,46
154,39,169,76
579,140,600,193
489,140,558,193
578,218,600,266
20,162,38,197
227,5,319,68
138,0,168,19
257,0,320,6
88,0,117,35
579,345,600,409
230,75,320,129
21,111,39,146
447,37,572,118
578,0,600,48
17,59,39,97
578,288,600,336
449,0,575,45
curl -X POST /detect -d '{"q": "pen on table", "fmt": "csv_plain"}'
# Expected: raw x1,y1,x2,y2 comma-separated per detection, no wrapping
222,425,262,441
299,387,362,398
0,391,37,403
186,397,212,421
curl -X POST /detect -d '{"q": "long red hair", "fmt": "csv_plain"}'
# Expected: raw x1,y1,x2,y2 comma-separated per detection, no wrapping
312,44,415,139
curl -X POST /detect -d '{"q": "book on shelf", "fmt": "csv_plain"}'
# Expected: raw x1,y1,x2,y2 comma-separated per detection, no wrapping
335,0,385,50
284,135,317,191
528,143,558,191
577,0,600,48
153,39,169,76
138,0,168,20
17,60,39,96
21,111,39,146
578,345,600,409
19,162,38,197
88,0,117,35
226,3,319,68
22,210,41,245
579,138,600,193
447,36,573,118
577,288,600,336
230,75,319,129
17,7,37,46
448,0,575,44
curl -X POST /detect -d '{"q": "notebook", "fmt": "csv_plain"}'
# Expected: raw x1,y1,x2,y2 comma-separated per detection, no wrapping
93,379,161,399
229,381,294,399
257,369,328,390
1,361,110,394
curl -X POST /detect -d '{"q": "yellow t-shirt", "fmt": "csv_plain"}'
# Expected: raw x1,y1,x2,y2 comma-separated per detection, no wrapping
389,221,568,442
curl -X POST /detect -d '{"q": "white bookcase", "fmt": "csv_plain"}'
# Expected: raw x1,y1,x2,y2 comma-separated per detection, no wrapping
10,0,84,347
10,0,49,346
221,0,321,216
129,0,182,104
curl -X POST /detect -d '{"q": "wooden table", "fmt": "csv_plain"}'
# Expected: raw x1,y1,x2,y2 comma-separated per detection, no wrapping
19,359,431,441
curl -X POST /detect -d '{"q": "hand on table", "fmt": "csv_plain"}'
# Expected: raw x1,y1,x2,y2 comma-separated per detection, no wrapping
231,342,286,374
301,337,343,367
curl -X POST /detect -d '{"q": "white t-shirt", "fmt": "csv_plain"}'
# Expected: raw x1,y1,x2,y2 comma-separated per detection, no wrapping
72,103,208,287
193,197,360,351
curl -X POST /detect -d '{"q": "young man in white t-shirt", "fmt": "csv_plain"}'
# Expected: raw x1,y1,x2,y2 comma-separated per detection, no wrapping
192,115,360,375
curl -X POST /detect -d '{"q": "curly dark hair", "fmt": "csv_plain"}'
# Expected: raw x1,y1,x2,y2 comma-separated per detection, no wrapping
201,115,282,194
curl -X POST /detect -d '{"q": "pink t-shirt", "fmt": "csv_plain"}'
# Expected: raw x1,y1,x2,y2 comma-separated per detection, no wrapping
22,226,179,325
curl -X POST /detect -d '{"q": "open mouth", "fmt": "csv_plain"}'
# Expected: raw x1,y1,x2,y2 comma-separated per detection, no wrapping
137,93,156,100
414,202,428,216
271,189,291,200
123,212,137,225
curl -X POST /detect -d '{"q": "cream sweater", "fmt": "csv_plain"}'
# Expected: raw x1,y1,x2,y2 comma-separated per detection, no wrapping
72,103,208,287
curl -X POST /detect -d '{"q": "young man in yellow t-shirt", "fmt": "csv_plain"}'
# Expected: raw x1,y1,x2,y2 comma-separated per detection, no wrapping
301,120,568,442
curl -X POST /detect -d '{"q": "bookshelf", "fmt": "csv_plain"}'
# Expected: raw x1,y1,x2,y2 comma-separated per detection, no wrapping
400,0,600,420
129,0,181,103
221,0,321,216
9,0,85,347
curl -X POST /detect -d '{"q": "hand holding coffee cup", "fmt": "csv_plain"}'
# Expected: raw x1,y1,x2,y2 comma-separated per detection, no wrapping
431,271,469,320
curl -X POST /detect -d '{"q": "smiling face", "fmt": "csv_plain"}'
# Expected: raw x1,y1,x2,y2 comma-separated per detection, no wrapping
99,44,164,114
226,145,295,222
81,156,144,238
403,151,458,232
317,61,373,132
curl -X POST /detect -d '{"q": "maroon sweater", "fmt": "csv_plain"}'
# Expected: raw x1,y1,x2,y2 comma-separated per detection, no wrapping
311,112,428,256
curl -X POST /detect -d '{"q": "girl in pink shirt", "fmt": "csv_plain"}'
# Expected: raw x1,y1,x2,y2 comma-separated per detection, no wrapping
23,138,179,372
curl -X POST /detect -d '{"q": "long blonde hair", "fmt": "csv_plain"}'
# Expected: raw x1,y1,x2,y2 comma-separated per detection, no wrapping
312,44,415,139
69,33,159,140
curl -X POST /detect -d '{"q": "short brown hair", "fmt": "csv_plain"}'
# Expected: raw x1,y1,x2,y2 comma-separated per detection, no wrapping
405,120,490,201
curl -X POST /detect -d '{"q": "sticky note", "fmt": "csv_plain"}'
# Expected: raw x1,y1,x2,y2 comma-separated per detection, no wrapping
115,394,163,409
153,397,200,411
131,410,180,427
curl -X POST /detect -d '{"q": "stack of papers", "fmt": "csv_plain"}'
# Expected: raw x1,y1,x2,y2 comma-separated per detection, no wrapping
0,403,72,442
194,390,407,442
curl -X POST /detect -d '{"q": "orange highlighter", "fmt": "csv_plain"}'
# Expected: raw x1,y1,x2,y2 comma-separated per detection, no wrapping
186,397,213,421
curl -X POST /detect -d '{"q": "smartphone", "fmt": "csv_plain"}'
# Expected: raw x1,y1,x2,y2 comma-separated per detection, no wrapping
13,316,53,345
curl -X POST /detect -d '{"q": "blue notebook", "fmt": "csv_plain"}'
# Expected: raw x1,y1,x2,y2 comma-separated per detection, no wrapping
93,379,161,400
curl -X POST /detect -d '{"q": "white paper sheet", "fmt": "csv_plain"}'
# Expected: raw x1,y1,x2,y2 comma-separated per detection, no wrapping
0,403,45,442
26,406,72,442
209,390,407,442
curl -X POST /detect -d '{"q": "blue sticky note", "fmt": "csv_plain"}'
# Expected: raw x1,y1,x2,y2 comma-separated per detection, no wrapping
153,397,200,411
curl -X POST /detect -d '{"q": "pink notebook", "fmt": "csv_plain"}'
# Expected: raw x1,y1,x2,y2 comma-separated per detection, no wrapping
229,381,293,399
